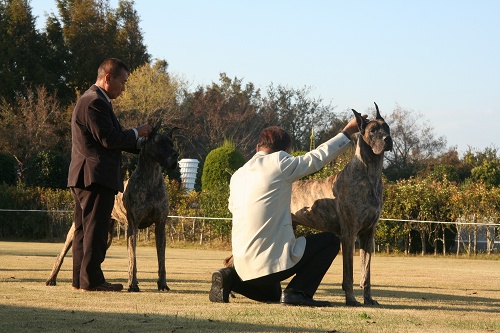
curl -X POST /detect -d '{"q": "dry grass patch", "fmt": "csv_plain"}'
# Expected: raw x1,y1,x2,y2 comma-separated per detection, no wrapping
0,241,499,333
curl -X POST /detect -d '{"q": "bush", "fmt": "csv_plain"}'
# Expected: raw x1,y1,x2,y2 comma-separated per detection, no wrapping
25,150,70,189
0,184,73,240
0,152,17,185
201,140,245,191
198,141,245,241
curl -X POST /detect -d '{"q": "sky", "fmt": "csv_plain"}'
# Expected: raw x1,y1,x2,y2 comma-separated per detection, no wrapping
31,0,499,155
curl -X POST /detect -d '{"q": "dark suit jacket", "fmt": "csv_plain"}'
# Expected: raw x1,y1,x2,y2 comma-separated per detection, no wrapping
67,85,139,193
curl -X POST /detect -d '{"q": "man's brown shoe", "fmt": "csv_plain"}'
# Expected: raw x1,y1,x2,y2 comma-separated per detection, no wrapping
81,282,123,292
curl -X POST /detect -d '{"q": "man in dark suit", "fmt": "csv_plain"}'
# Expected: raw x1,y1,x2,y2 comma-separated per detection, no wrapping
68,58,152,292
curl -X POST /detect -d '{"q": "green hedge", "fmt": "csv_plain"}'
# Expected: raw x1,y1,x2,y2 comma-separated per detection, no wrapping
0,184,73,240
0,152,17,185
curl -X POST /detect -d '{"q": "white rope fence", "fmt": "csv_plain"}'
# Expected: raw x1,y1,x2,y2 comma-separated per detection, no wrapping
0,209,498,226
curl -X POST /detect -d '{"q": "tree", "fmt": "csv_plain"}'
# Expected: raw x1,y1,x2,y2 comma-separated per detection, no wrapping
25,149,70,188
384,105,447,181
0,152,17,185
115,60,184,126
0,0,49,102
51,0,149,94
463,146,500,188
177,73,263,160
40,14,72,103
424,147,470,183
260,84,338,152
113,60,186,178
115,0,149,68
0,86,67,183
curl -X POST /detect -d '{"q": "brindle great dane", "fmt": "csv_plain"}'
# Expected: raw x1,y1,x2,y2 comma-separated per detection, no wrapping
46,122,179,292
290,103,392,306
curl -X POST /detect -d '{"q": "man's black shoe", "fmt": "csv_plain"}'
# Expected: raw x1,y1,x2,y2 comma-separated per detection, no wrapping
280,288,331,307
209,267,234,303
80,282,123,292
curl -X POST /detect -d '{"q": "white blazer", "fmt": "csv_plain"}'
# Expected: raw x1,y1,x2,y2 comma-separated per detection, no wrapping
229,132,352,281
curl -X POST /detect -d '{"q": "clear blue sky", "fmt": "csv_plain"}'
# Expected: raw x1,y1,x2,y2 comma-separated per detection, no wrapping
31,0,499,155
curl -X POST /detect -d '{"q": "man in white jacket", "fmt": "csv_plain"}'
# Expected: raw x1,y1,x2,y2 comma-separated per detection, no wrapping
209,117,361,307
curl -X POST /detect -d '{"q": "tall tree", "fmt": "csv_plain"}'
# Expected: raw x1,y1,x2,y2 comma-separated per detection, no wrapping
177,73,262,160
40,14,72,103
0,0,47,101
114,60,183,126
115,0,149,68
260,84,337,151
56,0,117,92
53,0,149,94
383,105,447,181
113,60,185,175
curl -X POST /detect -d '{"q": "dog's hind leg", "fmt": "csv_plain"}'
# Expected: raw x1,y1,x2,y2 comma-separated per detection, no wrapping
155,220,169,291
46,219,115,286
46,223,75,286
358,228,379,305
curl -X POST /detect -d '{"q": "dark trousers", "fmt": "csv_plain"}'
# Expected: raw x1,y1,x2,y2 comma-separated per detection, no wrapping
71,184,115,289
231,232,340,302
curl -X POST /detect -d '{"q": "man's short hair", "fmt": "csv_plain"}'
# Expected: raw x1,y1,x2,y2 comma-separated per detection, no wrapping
257,126,292,152
97,58,129,79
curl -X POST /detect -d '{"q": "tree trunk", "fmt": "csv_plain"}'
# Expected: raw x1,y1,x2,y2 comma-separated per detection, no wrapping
419,230,426,255
473,225,478,255
442,225,446,256
456,225,461,256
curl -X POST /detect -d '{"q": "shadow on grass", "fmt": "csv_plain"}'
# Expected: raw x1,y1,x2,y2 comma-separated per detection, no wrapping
0,304,328,333
321,282,500,313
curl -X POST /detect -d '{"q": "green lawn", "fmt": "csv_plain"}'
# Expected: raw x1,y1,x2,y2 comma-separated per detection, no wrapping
0,241,499,333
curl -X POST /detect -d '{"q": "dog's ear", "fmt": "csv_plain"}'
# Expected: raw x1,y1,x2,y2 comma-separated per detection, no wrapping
352,109,368,134
150,119,162,137
374,102,385,122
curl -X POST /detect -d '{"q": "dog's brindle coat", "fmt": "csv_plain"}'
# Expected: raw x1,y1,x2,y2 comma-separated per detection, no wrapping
121,123,178,292
290,104,392,306
46,123,178,292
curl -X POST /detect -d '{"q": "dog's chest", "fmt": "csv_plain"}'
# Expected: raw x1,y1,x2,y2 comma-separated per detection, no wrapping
335,168,383,211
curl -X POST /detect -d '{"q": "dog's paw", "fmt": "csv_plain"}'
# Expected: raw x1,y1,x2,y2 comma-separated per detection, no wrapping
364,297,379,306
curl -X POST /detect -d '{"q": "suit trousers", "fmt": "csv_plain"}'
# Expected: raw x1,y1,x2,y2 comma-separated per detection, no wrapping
231,232,340,302
71,184,116,290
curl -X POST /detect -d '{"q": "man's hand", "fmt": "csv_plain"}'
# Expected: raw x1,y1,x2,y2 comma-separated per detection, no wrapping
136,124,152,137
342,114,368,137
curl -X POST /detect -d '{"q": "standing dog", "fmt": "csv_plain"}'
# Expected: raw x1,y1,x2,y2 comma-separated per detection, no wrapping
46,122,178,292
121,123,178,291
290,104,392,306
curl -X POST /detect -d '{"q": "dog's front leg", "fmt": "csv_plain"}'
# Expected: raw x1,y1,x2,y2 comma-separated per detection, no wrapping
358,229,379,305
341,234,361,306
127,225,140,292
155,219,169,291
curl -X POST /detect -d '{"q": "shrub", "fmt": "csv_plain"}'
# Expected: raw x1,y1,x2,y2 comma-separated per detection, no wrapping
199,140,244,241
25,150,69,189
0,184,73,240
201,140,245,191
0,152,17,185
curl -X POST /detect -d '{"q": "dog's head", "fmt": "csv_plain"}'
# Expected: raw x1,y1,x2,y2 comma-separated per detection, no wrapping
352,103,393,155
144,120,179,170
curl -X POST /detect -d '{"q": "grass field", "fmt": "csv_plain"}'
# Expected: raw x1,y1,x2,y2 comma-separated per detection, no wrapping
0,241,499,333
